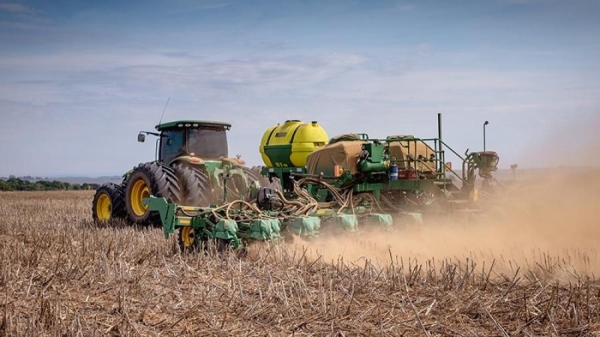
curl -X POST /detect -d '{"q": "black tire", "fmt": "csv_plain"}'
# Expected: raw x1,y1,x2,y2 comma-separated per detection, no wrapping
92,183,126,223
240,166,281,199
217,239,231,253
219,166,274,203
171,162,214,206
241,166,263,185
125,162,180,226
226,170,249,202
246,166,281,190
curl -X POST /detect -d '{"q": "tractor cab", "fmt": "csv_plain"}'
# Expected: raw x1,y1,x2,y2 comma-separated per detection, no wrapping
138,120,232,165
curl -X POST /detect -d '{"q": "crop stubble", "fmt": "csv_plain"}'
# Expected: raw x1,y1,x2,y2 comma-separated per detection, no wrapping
0,174,599,336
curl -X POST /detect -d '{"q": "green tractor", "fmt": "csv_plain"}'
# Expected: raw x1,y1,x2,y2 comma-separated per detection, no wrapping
92,120,266,229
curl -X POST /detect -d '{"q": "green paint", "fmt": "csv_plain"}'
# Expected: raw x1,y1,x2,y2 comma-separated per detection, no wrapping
263,144,294,168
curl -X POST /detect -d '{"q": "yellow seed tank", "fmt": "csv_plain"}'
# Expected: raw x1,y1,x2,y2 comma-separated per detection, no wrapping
259,120,329,168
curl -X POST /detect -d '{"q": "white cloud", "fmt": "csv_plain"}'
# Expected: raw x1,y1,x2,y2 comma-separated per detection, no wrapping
0,2,34,14
165,1,231,13
1,48,595,120
396,4,415,12
0,52,191,72
0,51,371,127
200,3,229,10
0,2,52,34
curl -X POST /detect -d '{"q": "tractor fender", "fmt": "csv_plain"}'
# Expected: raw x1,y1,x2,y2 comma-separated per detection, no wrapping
169,155,206,166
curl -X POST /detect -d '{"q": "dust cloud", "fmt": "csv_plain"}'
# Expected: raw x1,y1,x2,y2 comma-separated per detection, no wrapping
289,169,600,277
289,113,600,278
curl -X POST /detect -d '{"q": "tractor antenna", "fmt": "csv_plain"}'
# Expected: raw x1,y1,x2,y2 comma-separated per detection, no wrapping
158,97,170,125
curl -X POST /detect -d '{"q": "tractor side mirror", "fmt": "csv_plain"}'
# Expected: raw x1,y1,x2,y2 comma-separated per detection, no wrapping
137,133,145,142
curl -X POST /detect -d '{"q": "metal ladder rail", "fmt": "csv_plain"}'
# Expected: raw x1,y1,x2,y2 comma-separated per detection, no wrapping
437,139,471,188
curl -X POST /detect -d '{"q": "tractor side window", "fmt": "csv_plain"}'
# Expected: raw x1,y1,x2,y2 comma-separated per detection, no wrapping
160,130,185,163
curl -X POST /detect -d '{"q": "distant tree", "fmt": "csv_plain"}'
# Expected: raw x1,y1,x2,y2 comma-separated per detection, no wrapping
7,177,29,190
37,180,51,190
48,181,59,190
0,181,13,191
0,177,95,191
82,183,100,190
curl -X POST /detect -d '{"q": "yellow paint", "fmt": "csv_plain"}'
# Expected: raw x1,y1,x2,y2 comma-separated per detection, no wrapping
470,188,479,202
130,179,150,217
96,193,111,221
180,226,195,247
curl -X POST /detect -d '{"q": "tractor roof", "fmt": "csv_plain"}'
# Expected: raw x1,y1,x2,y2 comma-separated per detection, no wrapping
155,120,232,131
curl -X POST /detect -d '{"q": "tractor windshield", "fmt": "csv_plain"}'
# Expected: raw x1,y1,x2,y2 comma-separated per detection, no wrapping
159,127,229,163
187,128,228,159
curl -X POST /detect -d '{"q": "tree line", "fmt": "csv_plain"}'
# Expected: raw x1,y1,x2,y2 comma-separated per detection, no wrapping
0,177,100,191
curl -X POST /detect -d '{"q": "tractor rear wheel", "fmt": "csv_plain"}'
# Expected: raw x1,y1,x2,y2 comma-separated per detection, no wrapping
241,167,262,186
171,162,214,206
92,183,126,223
245,166,281,190
240,166,280,198
223,166,278,203
125,162,180,226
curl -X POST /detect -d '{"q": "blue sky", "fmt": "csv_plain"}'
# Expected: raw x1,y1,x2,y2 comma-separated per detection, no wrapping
1,0,599,176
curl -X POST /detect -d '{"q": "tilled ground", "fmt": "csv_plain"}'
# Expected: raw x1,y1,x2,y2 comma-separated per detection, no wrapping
0,191,599,336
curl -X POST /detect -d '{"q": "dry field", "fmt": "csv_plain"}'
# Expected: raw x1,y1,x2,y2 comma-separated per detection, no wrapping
1,172,600,336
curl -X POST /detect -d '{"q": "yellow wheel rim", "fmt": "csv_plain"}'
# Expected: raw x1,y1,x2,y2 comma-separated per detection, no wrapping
96,194,112,221
130,179,150,217
181,227,196,247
